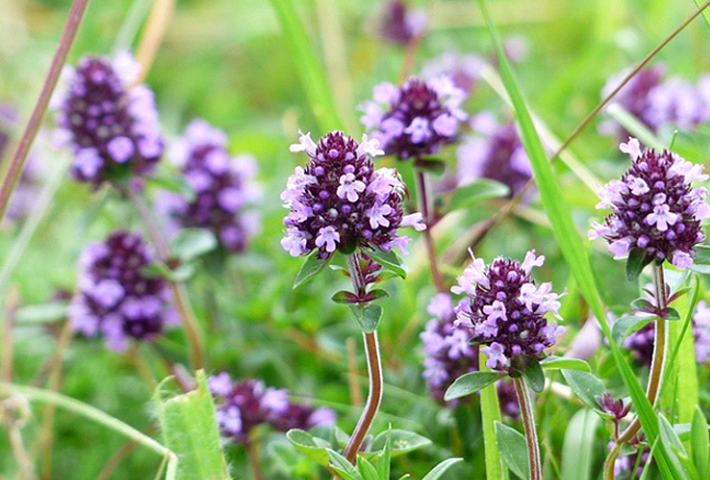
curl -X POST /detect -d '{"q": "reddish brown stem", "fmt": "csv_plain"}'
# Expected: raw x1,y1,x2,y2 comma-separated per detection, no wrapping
416,171,446,292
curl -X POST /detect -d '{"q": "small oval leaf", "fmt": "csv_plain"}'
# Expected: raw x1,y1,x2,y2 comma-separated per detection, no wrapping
370,429,431,457
286,429,331,467
294,251,331,289
540,356,591,372
446,179,510,213
365,247,407,279
444,371,503,401
495,421,529,479
611,315,654,345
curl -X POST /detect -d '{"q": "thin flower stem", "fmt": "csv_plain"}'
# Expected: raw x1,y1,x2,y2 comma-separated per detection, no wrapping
0,0,91,223
513,377,541,480
124,186,204,372
603,264,669,480
246,436,266,480
134,0,177,84
343,331,383,464
415,170,446,293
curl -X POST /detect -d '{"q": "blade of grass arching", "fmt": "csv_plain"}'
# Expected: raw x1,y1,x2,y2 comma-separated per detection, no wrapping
661,274,700,426
605,104,664,150
479,351,508,480
477,1,679,476
112,0,154,55
0,382,178,479
268,0,343,132
479,64,601,193
693,0,710,27
561,409,600,480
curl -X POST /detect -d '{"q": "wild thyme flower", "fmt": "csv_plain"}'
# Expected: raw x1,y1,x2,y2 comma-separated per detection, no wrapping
380,1,426,44
360,77,467,161
421,52,485,94
281,130,424,259
624,300,710,366
612,439,651,480
69,231,178,351
161,119,260,252
52,52,164,185
452,250,564,373
457,113,532,196
420,293,478,403
208,372,336,444
601,65,710,138
589,138,709,269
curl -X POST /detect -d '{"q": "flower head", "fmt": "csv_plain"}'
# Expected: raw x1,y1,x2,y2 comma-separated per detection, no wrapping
452,250,564,373
69,231,177,351
457,114,532,196
159,119,260,252
281,130,418,259
379,1,426,44
53,53,164,185
421,52,485,94
208,372,335,444
361,77,466,161
589,138,708,269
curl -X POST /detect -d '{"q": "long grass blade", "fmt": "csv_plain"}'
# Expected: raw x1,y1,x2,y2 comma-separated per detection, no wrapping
479,352,508,480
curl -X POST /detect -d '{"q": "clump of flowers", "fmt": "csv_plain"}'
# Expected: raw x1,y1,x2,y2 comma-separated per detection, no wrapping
360,77,467,162
207,372,336,444
281,130,424,260
52,52,164,185
421,52,485,94
452,250,564,373
589,138,709,270
611,439,651,480
160,119,260,252
457,113,532,196
379,0,426,45
69,231,178,350
624,300,710,366
601,65,710,139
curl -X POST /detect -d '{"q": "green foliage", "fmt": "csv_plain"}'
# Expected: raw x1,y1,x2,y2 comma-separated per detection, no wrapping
495,421,529,479
444,179,510,214
443,371,504,402
561,409,600,480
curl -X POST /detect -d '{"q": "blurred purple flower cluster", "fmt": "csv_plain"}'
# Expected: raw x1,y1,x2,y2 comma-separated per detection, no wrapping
590,138,709,269
159,119,260,253
207,371,336,444
281,130,423,259
360,77,467,161
457,113,532,196
601,64,710,138
69,231,178,350
452,250,564,373
379,1,426,45
53,52,164,185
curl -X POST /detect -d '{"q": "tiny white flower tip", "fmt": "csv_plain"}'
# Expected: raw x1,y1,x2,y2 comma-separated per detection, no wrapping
289,130,317,156
358,134,385,157
619,137,642,160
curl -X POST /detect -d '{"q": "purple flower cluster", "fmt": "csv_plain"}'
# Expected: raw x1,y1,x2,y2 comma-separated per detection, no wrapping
457,113,532,196
207,372,336,444
69,231,178,350
589,138,709,269
360,77,467,161
160,120,260,252
624,300,710,366
379,1,426,45
52,52,164,185
421,52,485,95
281,130,424,259
601,65,710,138
452,250,564,373
420,293,479,402
612,440,651,480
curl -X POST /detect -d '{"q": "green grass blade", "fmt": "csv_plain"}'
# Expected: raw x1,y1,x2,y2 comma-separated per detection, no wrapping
479,352,508,480
693,0,710,27
268,0,343,132
561,409,600,480
476,1,680,476
154,370,231,480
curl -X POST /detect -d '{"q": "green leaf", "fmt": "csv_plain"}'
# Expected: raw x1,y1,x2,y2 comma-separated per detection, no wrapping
626,248,651,281
357,458,379,480
445,179,510,213
294,251,331,289
691,407,709,479
495,421,529,479
146,175,196,202
664,307,681,321
444,371,503,402
367,289,390,301
421,458,464,480
365,247,407,279
154,370,231,480
327,449,361,480
143,261,174,279
691,246,710,273
349,304,383,333
561,409,600,480
630,298,654,312
268,0,343,132
479,351,508,480
659,414,692,476
170,228,218,263
286,429,331,467
611,315,654,344
171,264,196,282
414,158,446,176
540,356,591,372
331,290,358,304
374,429,391,479
693,0,710,30
518,359,545,393
561,370,608,416
370,430,431,457
15,302,67,325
